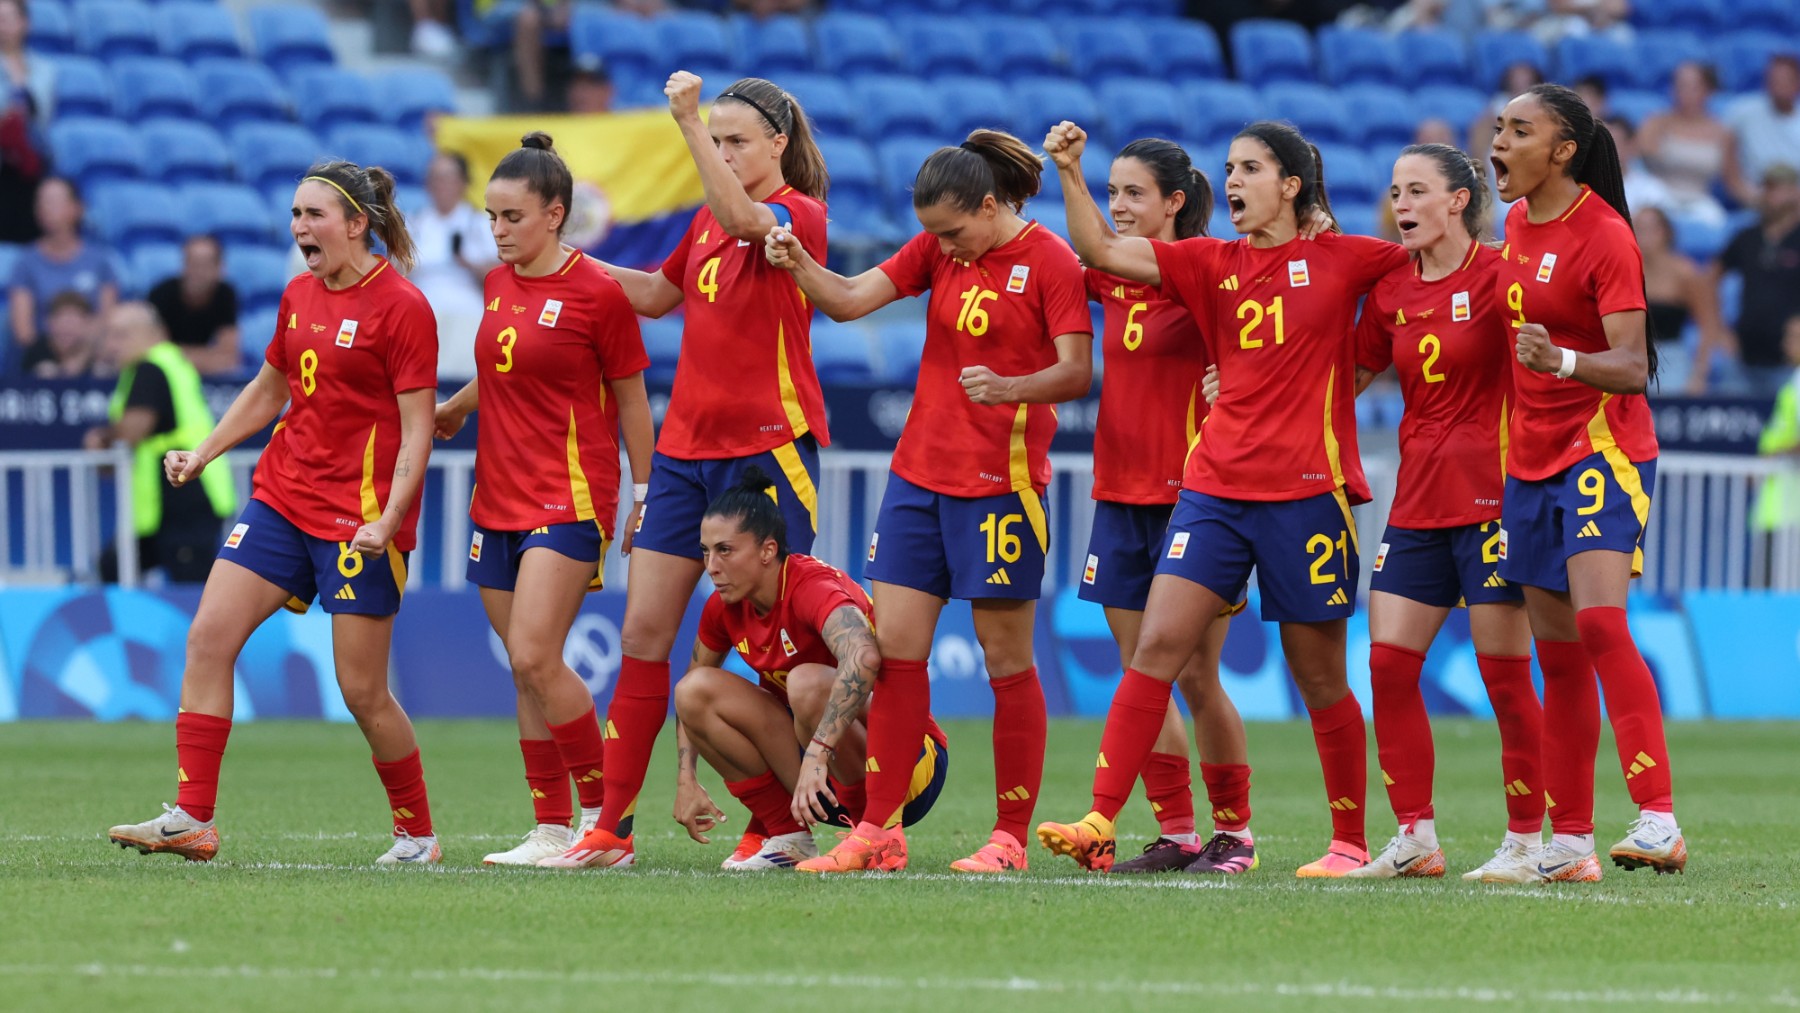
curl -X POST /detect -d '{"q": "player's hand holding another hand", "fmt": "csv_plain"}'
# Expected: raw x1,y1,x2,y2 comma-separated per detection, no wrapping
673,777,727,844
765,226,803,271
1201,363,1221,406
665,70,703,124
433,401,468,440
1043,121,1087,169
1514,322,1562,374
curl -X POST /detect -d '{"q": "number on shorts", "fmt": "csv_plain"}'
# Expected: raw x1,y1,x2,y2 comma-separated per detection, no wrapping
1236,296,1286,349
1506,282,1525,330
1307,529,1349,585
494,326,517,373
1480,521,1501,563
980,512,1023,563
1418,333,1446,383
1576,468,1606,516
299,348,319,396
1121,302,1148,350
336,541,365,578
696,256,722,303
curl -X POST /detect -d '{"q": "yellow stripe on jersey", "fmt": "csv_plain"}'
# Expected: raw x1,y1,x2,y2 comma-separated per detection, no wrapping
359,425,382,523
1007,404,1032,492
1498,393,1510,482
1185,382,1199,447
566,408,597,522
1020,487,1049,554
774,321,812,440
1559,187,1594,222
1332,486,1361,555
357,260,389,288
1585,395,1651,576
387,544,408,597
1321,366,1347,490
771,440,819,534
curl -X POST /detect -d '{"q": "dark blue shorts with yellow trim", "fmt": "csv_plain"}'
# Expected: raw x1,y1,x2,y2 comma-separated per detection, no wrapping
1079,500,1173,611
632,435,819,559
1499,451,1656,593
1154,489,1360,623
466,519,610,593
1370,521,1522,608
864,473,1049,601
219,499,407,617
819,734,950,829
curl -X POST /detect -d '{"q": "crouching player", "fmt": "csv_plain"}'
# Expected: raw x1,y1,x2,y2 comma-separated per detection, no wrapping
671,469,950,870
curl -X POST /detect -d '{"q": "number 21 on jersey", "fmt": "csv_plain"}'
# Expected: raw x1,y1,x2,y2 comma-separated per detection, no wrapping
1237,296,1285,349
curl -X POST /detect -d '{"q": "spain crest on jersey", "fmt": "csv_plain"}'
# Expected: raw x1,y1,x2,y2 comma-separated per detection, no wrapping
335,319,359,348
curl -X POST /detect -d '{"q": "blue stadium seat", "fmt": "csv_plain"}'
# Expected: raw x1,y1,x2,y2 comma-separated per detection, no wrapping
732,15,812,76
898,17,985,78
89,180,184,253
1631,0,1724,33
639,316,682,383
49,117,143,184
1608,88,1669,128
1025,201,1068,243
876,138,943,218
325,124,430,186
288,66,379,129
247,4,335,74
1061,18,1151,85
1410,85,1487,131
1395,29,1470,88
878,322,924,383
1341,84,1416,147
568,7,658,84
779,73,855,139
1633,30,1705,91
1735,0,1800,32
140,119,233,183
1555,34,1638,89
1317,26,1400,86
808,319,876,382
1331,202,1378,239
195,58,292,127
1472,30,1550,92
226,246,294,308
156,2,242,61
50,56,113,118
1097,78,1185,146
1229,19,1314,83
111,57,201,120
1181,80,1263,147
26,0,74,55
127,242,184,297
75,1,157,59
853,75,944,144
1714,32,1797,93
813,13,901,77
814,136,890,239
181,182,279,247
1314,144,1378,204
1140,18,1224,83
656,12,734,83
230,122,320,190
934,75,1018,138
378,69,456,132
1009,77,1098,144
983,17,1065,79
1262,82,1351,145
1674,215,1730,261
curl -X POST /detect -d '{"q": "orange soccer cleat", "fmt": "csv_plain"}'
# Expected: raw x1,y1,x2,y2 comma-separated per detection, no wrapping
1035,812,1117,872
796,823,906,873
950,830,1028,873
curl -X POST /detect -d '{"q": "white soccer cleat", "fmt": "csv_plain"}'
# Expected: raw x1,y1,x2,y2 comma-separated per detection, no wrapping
107,804,219,862
1344,830,1445,879
1483,836,1601,884
483,824,573,866
375,829,442,866
1462,836,1538,881
1608,814,1687,874
723,831,818,871
720,829,769,870
577,807,601,840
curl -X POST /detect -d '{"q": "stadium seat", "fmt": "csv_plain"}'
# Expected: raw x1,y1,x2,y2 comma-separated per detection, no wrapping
195,58,292,127
1025,200,1068,242
568,7,657,84
1331,202,1378,239
656,11,734,83
88,180,184,253
1555,34,1638,90
779,73,855,139
934,75,1018,138
1314,144,1378,204
1410,85,1487,132
813,13,901,77
1631,0,1724,33
26,0,73,54
1229,19,1314,83
378,68,457,132
1341,84,1417,148
288,66,379,129
1395,29,1470,88
1097,78,1185,146
1317,26,1401,86
878,322,924,383
110,57,201,121
814,136,892,241
1262,82,1352,145
1181,79,1263,148
983,17,1065,79
1674,215,1730,261
181,181,279,247
230,122,321,190
127,242,184,297
639,316,682,383
808,319,876,382
876,138,943,218
1061,18,1152,85
247,4,336,74
1009,77,1099,146
853,75,944,144
48,117,142,184
226,246,294,308
1633,30,1706,91
1140,18,1224,83
140,119,233,183
325,124,430,186
1714,32,1796,93
1734,0,1800,32
898,17,985,78
1608,88,1669,128
75,1,157,60
732,15,813,77
156,2,242,61
1472,30,1550,92
50,56,113,118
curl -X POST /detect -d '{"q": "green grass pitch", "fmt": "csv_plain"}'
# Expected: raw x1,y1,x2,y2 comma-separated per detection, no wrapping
2,718,1796,1011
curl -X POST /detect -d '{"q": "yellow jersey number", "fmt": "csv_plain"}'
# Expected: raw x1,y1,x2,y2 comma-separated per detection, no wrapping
1121,302,1148,350
336,542,364,578
1418,333,1446,383
1480,521,1501,563
957,286,998,337
980,512,1023,563
494,326,517,373
1236,296,1286,349
1576,468,1607,516
696,256,722,303
299,348,319,396
1307,529,1350,584
1506,281,1525,330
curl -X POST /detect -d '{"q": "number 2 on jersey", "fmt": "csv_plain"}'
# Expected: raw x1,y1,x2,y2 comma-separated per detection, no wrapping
696,256,722,303
1418,333,1446,383
1237,296,1285,349
494,326,517,373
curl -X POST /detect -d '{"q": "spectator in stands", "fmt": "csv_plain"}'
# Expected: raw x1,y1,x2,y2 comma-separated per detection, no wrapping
512,0,572,111
84,302,236,584
1605,116,1674,217
566,54,614,114
25,290,98,378
1413,118,1458,147
1574,75,1609,122
1368,0,1489,35
411,151,496,380
8,177,118,375
1638,62,1735,226
1635,205,1729,393
1469,62,1544,157
1520,0,1631,43
1751,314,1800,563
408,0,458,59
1727,55,1800,208
1698,164,1800,398
0,0,49,245
732,0,807,15
147,235,241,378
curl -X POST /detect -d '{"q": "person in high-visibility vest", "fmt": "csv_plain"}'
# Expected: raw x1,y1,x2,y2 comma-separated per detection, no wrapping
1753,316,1800,569
84,302,236,582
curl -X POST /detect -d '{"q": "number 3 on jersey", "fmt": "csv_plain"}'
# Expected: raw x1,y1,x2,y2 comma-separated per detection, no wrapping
696,256,722,303
494,326,517,373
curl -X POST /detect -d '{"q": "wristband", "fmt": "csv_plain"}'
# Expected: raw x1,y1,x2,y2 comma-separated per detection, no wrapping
1554,346,1577,379
633,483,649,503
809,736,835,756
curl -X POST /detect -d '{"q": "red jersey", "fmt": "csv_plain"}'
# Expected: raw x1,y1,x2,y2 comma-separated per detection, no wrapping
1355,242,1511,528
470,250,650,534
1497,188,1658,479
1152,231,1407,503
256,259,436,550
657,188,830,460
878,223,1092,497
1086,269,1212,505
695,554,948,745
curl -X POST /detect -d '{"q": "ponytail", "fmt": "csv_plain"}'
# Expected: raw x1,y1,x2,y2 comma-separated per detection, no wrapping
715,77,829,201
1397,142,1492,240
492,131,574,234
702,465,789,558
1115,138,1213,239
912,129,1043,214
302,159,417,272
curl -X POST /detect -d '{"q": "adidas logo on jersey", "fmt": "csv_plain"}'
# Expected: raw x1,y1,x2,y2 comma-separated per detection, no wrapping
334,585,357,601
1577,520,1602,538
985,569,1012,586
1325,588,1350,606
1484,572,1507,588
1218,275,1240,291
486,298,500,312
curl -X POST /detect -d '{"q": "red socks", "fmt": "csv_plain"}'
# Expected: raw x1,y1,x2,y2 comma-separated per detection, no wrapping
1308,692,1367,851
1577,607,1674,812
519,738,572,826
1478,652,1546,833
372,748,433,837
1537,638,1599,835
597,656,670,835
1200,762,1252,832
174,711,231,823
1092,669,1173,820
545,705,607,810
1142,751,1196,836
725,770,804,837
989,667,1046,841
862,658,931,829
1370,642,1433,824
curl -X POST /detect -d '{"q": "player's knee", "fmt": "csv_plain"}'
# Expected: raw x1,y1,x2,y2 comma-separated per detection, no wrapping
1291,668,1349,710
185,615,240,672
784,664,833,721
672,667,725,721
619,618,677,663
506,642,563,695
337,679,393,719
1131,627,1188,676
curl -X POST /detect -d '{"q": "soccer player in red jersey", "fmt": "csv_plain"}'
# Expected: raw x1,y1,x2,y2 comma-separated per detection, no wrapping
666,470,950,871
1035,120,1409,877
766,130,1093,873
1079,139,1258,876
1482,84,1684,882
431,133,655,868
559,72,834,868
107,161,442,865
1335,144,1545,882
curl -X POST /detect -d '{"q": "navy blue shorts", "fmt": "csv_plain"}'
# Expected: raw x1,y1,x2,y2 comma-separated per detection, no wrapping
1154,489,1360,623
466,519,610,593
864,473,1049,601
1370,521,1522,608
819,734,950,829
1499,451,1656,593
632,436,819,559
1079,500,1174,611
218,499,407,617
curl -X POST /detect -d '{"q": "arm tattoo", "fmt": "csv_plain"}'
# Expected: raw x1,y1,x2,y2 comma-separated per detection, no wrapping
394,441,412,478
815,607,879,750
